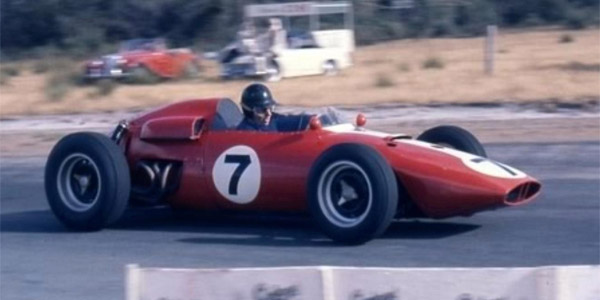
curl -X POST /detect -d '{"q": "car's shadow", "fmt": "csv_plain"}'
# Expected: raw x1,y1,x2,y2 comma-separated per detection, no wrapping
0,210,66,233
0,208,481,246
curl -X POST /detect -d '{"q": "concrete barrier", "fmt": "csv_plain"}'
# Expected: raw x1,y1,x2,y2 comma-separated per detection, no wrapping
126,265,600,300
126,266,325,300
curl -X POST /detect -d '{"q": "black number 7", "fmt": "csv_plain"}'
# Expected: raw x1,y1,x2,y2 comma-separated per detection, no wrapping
224,155,251,195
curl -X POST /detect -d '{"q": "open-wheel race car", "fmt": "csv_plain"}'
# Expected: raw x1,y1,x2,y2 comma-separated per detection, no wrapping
83,38,201,81
44,98,541,244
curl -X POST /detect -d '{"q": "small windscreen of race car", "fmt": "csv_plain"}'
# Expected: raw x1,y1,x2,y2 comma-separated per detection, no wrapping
319,107,346,126
277,106,348,127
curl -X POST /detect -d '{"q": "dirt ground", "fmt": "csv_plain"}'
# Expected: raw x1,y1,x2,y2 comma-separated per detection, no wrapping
0,28,598,116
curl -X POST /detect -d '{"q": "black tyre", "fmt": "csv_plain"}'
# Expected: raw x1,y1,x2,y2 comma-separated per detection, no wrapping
128,65,160,84
181,61,201,79
308,144,398,244
322,60,339,76
44,132,130,230
417,125,487,157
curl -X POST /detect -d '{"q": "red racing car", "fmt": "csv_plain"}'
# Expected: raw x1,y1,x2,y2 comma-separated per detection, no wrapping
83,38,201,81
44,98,541,244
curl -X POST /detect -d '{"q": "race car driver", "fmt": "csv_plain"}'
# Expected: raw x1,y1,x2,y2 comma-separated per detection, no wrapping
237,83,279,131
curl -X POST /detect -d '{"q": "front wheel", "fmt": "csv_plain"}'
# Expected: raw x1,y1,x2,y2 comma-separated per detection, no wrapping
417,125,487,157
128,65,160,84
181,61,201,79
44,132,131,230
308,144,398,244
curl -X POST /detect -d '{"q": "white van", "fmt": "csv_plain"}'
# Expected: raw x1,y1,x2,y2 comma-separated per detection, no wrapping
219,2,354,81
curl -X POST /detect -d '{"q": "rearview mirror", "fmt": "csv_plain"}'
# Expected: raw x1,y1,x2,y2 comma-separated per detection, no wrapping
356,113,367,127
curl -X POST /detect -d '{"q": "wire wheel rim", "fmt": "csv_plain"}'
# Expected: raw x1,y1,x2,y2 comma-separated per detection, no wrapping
56,153,102,212
317,160,373,228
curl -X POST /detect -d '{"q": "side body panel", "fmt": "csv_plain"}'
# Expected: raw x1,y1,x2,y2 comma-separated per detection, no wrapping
124,49,197,78
198,130,323,212
382,140,538,218
312,29,355,52
275,29,353,78
276,48,350,77
124,101,540,219
126,99,220,209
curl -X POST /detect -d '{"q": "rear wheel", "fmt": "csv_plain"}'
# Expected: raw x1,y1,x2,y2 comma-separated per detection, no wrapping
45,132,130,230
308,144,398,244
322,60,339,76
417,125,487,157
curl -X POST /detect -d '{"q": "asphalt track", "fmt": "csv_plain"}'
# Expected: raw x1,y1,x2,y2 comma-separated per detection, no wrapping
1,140,599,300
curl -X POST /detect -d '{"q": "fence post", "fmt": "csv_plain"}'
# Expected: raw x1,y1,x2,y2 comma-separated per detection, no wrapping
485,25,497,75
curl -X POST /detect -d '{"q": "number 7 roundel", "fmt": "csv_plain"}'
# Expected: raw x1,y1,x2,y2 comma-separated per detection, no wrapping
212,145,261,204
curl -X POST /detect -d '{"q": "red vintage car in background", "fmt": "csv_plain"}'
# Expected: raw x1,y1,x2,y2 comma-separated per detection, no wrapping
84,38,201,81
44,98,541,244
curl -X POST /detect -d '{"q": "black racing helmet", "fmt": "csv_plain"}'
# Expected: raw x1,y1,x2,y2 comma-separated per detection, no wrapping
241,83,277,117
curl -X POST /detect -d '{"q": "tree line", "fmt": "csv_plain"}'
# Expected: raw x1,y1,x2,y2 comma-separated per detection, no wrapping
1,0,598,58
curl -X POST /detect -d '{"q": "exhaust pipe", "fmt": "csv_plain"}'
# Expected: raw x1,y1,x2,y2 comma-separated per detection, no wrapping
132,161,176,204
111,120,129,144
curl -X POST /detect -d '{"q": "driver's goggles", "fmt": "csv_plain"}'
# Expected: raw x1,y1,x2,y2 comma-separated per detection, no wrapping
253,105,275,115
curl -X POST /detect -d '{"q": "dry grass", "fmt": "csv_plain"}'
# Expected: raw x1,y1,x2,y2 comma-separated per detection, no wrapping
422,56,445,69
0,28,599,116
374,73,396,88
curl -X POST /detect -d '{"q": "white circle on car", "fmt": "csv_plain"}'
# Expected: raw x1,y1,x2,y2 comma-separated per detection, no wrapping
212,145,261,204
